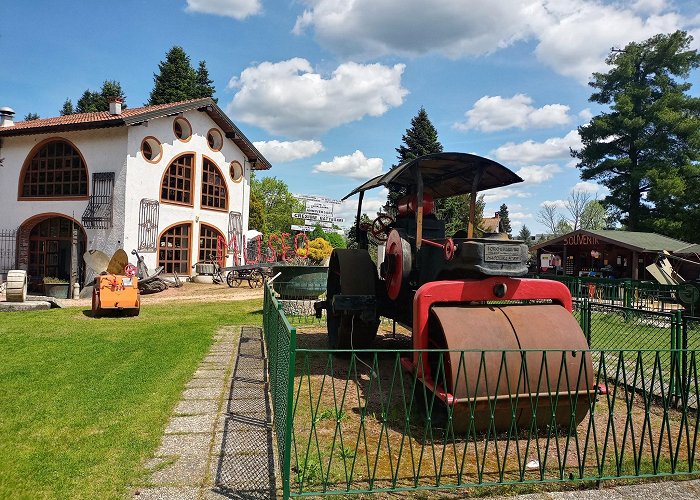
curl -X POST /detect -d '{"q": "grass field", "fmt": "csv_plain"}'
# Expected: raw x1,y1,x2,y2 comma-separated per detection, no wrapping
0,299,262,500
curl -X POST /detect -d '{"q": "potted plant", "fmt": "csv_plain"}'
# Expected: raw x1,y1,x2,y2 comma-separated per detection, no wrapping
43,277,70,299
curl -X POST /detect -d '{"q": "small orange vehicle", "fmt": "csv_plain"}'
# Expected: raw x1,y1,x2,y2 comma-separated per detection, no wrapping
92,274,141,317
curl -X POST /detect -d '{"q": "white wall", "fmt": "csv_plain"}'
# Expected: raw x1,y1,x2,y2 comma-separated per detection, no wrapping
124,109,252,273
0,127,128,259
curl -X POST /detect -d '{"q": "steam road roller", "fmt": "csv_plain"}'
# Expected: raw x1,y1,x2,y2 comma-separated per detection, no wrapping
314,152,594,432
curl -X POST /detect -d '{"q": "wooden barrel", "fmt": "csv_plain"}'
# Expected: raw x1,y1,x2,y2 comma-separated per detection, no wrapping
6,270,27,303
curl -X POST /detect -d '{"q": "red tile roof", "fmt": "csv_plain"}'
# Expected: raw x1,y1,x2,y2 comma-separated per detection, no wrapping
0,98,271,170
7,99,205,130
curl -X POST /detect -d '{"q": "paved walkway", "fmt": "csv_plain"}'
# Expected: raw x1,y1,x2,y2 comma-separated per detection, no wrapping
133,325,277,499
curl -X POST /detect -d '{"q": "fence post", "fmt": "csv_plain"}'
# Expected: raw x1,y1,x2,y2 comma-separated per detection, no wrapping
681,311,688,406
282,306,296,500
579,298,591,346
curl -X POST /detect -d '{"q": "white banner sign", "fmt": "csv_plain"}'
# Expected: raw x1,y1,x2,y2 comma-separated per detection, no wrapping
295,194,342,205
292,213,344,223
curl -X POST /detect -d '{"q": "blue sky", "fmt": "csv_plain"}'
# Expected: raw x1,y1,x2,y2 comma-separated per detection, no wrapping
2,0,699,233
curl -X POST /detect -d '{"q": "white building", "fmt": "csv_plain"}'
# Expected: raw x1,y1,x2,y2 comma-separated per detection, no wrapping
0,98,270,288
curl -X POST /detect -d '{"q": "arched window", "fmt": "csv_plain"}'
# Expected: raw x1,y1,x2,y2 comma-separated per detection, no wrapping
161,154,194,206
20,139,88,198
201,158,228,210
158,223,191,274
199,224,225,266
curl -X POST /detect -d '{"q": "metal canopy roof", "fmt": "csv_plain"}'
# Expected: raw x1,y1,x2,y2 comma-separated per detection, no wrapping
342,152,523,200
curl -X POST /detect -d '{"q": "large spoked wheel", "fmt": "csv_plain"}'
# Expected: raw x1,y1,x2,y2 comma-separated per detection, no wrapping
249,271,263,288
326,249,380,349
226,271,241,288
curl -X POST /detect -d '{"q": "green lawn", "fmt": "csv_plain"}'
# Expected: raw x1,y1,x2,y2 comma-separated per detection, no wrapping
0,299,262,500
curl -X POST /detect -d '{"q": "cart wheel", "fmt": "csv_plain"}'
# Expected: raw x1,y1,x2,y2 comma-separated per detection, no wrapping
227,271,242,288
249,270,263,288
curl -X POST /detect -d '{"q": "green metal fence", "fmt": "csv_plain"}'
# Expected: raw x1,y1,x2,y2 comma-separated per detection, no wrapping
531,275,692,315
263,283,700,498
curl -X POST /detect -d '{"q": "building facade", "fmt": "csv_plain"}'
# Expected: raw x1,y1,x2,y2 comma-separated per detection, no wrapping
0,98,270,288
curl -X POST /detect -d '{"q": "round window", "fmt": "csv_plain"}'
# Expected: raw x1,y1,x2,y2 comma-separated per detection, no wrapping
229,161,244,183
173,117,192,141
141,136,162,163
207,129,223,151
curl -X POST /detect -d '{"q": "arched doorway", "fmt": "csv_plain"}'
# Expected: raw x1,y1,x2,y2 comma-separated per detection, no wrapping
21,215,86,290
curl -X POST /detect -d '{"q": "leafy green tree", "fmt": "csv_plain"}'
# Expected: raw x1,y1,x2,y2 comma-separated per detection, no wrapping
251,176,303,236
580,200,609,230
325,232,346,249
440,194,485,236
389,107,443,207
60,99,74,116
248,186,266,234
23,112,40,121
572,31,700,232
346,214,373,249
517,224,532,245
498,203,512,237
148,47,216,105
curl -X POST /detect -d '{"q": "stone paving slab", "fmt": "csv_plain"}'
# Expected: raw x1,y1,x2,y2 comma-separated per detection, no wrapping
156,433,211,457
165,414,216,434
133,486,200,499
181,387,221,400
173,399,219,415
148,454,208,485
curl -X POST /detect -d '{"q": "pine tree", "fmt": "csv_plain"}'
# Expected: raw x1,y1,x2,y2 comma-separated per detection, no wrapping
517,224,532,245
572,31,700,232
389,107,443,207
23,112,40,121
498,203,513,237
195,60,217,101
60,99,74,116
74,80,126,113
148,47,199,105
395,107,443,164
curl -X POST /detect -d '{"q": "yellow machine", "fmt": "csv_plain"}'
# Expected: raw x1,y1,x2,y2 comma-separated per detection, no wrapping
92,274,140,317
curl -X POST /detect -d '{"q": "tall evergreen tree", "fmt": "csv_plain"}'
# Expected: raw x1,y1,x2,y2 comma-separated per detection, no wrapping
517,224,532,245
148,47,216,105
23,112,40,121
60,98,74,116
389,107,443,207
194,60,217,101
498,204,512,237
572,31,700,232
74,80,126,113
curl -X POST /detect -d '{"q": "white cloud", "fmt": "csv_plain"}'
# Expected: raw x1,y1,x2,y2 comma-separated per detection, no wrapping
253,140,323,163
293,0,694,84
227,58,408,137
335,188,389,226
185,0,262,20
578,108,593,122
571,181,608,196
482,187,532,204
493,130,582,164
454,94,570,132
312,150,384,179
515,164,562,184
541,199,568,209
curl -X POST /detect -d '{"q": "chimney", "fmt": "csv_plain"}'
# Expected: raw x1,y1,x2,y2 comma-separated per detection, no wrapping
0,107,15,127
108,97,123,115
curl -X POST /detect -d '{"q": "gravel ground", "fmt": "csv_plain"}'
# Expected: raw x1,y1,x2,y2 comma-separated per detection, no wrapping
0,281,263,309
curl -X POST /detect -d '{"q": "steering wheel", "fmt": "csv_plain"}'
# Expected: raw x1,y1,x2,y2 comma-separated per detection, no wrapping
370,214,395,242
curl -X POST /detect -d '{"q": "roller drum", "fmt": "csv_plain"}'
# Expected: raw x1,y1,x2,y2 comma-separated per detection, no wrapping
5,270,27,303
430,304,593,433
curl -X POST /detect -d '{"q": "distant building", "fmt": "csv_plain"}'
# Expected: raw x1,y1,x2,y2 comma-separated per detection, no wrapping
0,98,270,288
530,229,690,280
